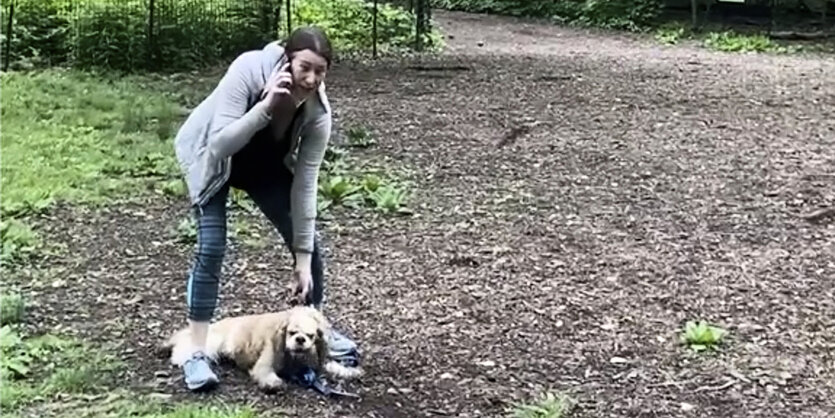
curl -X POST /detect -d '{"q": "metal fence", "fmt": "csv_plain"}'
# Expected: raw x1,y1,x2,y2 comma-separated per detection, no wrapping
1,0,433,72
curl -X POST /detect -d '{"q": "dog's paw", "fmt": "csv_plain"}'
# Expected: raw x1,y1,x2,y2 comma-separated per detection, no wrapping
325,361,364,381
255,373,286,393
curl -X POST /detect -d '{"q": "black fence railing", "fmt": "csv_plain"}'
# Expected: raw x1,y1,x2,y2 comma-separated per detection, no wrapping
0,0,434,72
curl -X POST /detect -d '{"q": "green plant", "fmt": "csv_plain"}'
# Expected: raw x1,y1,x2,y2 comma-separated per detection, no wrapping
230,218,267,249
0,293,25,326
173,217,198,244
510,392,573,418
361,173,384,193
0,219,39,267
1,325,32,379
703,31,786,53
366,184,412,215
655,23,687,45
347,124,376,148
680,320,727,352
318,175,363,205
157,179,187,198
229,188,257,213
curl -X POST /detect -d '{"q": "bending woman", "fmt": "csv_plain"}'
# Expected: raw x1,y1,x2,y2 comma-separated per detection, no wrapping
172,26,353,392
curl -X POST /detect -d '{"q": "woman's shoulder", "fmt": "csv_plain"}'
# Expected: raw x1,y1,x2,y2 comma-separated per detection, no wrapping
312,82,332,116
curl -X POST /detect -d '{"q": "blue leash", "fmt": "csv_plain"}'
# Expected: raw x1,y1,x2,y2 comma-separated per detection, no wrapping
278,332,362,399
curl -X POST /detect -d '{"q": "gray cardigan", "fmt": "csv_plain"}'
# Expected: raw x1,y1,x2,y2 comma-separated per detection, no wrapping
174,41,332,254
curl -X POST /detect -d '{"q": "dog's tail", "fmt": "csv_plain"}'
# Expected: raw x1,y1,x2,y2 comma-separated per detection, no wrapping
155,332,176,359
325,360,363,380
156,328,192,366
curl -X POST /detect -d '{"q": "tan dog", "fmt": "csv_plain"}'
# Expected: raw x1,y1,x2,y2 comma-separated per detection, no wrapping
162,306,362,391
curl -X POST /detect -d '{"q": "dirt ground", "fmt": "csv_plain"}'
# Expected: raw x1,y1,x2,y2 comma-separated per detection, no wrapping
18,10,835,418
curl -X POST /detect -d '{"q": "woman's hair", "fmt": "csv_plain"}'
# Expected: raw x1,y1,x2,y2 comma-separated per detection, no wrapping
284,26,333,68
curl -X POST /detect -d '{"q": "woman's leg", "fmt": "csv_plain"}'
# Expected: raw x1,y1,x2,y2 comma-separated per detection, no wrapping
245,177,358,364
182,183,229,391
244,179,326,308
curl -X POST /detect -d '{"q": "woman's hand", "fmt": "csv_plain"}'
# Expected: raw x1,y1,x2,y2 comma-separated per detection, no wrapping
261,63,297,110
293,266,313,305
291,252,314,305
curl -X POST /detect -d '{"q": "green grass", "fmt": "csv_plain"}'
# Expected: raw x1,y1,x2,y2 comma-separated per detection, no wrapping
0,292,26,325
0,69,185,219
1,218,39,267
0,324,122,411
0,299,261,417
69,398,260,418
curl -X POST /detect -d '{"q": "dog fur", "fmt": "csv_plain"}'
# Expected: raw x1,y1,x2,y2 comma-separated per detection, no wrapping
161,306,362,391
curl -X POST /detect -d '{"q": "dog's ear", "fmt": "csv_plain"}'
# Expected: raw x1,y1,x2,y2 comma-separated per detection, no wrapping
272,314,289,373
314,327,329,373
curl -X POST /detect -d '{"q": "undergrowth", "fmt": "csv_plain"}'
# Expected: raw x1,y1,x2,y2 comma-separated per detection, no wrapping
0,324,122,412
434,0,664,32
4,0,444,72
702,30,791,53
653,22,800,54
316,125,414,218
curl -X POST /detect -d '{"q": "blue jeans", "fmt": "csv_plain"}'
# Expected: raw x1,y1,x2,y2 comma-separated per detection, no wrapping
186,175,325,322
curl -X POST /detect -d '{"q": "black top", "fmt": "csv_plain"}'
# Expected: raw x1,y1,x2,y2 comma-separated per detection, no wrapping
228,107,302,189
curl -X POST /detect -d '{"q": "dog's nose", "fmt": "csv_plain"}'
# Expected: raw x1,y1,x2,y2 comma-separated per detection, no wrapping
295,335,306,345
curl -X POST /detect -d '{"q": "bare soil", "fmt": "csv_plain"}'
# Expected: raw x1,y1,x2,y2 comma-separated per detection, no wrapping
15,10,835,418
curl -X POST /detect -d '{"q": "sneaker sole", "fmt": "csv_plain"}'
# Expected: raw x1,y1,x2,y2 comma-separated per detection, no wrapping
187,376,219,393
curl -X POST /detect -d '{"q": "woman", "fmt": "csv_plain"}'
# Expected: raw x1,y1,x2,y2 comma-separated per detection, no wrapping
173,26,355,392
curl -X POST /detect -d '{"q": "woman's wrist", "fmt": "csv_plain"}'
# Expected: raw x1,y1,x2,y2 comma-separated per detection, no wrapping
294,252,312,271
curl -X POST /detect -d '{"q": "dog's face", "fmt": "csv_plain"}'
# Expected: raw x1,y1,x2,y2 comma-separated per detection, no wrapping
283,307,326,358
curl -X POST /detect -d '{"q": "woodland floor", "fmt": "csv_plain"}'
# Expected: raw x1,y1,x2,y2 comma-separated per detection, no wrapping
12,9,835,418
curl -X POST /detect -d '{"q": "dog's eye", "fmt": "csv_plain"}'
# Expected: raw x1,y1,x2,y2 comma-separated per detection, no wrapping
306,333,314,340
288,330,297,336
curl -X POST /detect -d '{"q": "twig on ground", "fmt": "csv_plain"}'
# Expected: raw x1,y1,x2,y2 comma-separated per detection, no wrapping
798,207,835,223
695,379,736,392
646,380,690,389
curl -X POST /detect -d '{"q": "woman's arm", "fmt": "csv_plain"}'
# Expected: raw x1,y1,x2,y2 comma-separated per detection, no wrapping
290,113,331,261
206,52,274,159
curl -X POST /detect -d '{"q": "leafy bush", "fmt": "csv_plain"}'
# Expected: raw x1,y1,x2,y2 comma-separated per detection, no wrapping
434,0,663,31
0,0,72,70
71,1,149,71
4,0,441,72
286,0,444,54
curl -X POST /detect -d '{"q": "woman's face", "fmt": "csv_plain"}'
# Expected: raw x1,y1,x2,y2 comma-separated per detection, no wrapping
290,49,328,99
